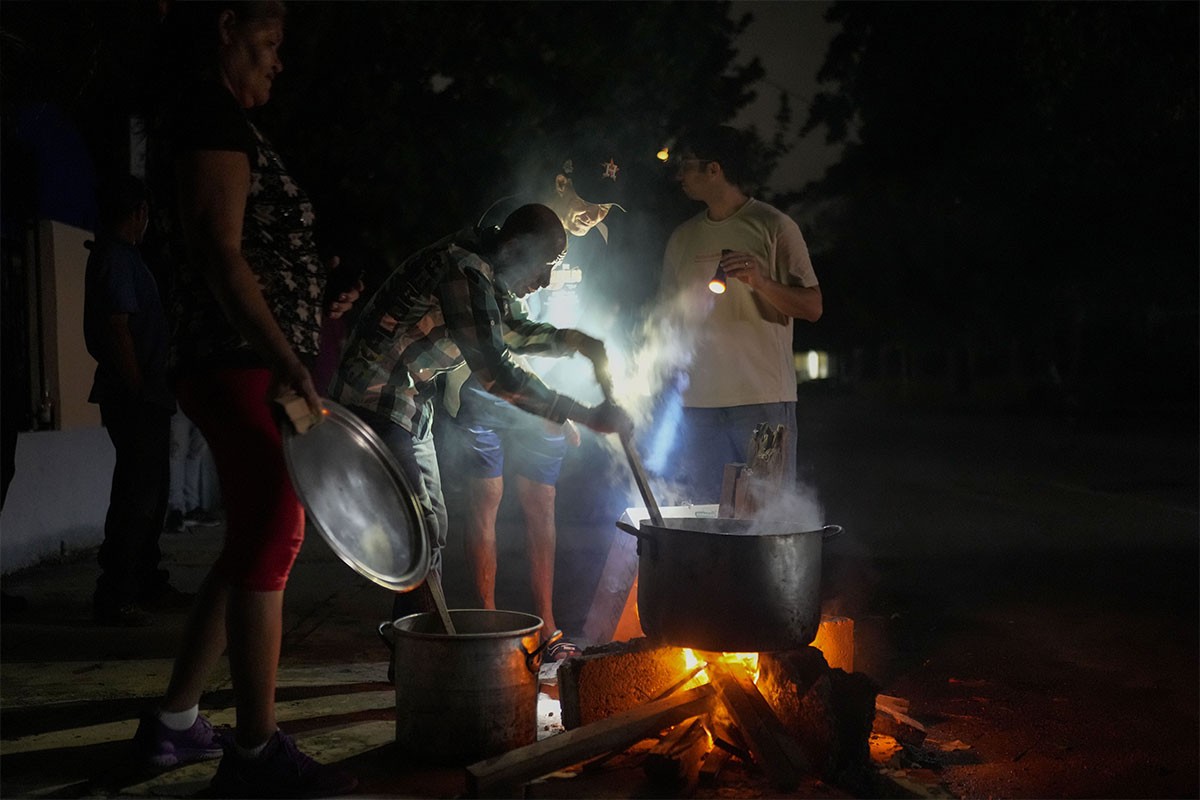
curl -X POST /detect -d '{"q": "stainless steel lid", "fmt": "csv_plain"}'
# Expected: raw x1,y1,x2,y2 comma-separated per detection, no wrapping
282,400,431,592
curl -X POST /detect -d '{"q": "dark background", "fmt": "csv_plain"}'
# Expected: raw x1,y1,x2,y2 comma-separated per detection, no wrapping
2,0,1196,425
0,7,1196,797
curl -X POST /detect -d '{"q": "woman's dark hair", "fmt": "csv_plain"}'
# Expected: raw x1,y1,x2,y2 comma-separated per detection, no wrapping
144,1,285,118
159,1,286,75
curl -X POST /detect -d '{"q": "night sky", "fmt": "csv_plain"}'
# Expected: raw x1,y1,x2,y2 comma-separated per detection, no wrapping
732,0,840,192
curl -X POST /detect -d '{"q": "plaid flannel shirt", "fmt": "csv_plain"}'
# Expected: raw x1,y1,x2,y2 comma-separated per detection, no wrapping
330,229,581,434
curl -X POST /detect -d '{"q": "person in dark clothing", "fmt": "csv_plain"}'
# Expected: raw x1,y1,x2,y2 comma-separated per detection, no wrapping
129,4,359,796
84,175,187,627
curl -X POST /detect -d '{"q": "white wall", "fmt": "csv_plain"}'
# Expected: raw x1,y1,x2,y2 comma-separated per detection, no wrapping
1,219,110,573
41,219,102,431
1,429,114,573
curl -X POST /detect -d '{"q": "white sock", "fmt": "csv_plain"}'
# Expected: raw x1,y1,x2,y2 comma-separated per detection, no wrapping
156,705,199,731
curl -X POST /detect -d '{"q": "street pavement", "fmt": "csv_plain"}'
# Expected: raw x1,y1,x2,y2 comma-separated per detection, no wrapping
1,390,1196,798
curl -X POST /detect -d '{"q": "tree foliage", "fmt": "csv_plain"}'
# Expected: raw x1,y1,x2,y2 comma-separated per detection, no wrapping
800,2,1198,408
256,1,766,273
2,1,774,289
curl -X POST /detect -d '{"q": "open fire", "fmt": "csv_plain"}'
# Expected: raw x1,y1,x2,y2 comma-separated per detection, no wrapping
465,619,874,798
681,648,760,685
458,400,864,795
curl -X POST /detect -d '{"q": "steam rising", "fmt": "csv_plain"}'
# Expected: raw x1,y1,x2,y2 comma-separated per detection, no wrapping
737,474,825,535
485,141,821,524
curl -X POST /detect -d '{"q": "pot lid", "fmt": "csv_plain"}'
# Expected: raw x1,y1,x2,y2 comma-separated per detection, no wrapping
282,400,430,592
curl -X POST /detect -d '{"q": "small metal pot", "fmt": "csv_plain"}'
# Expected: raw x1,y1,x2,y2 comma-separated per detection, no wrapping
618,519,843,652
377,610,559,764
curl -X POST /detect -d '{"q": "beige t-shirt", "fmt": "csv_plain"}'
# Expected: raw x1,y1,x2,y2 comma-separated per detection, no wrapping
660,198,818,408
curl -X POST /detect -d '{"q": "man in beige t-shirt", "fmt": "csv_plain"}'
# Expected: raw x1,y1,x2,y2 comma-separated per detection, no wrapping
660,126,823,502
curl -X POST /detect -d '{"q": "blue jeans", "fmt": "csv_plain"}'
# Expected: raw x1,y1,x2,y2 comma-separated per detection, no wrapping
674,402,798,504
349,406,447,620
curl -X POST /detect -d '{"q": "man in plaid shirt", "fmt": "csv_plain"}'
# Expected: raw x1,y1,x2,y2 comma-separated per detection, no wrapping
331,204,631,619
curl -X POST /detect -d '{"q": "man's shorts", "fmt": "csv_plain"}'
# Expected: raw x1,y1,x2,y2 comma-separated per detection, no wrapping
449,382,567,485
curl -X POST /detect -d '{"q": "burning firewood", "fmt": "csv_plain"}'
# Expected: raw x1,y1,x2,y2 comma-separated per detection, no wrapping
698,744,733,785
464,684,716,797
705,703,754,764
546,639,880,795
705,660,810,791
758,648,880,781
642,716,710,791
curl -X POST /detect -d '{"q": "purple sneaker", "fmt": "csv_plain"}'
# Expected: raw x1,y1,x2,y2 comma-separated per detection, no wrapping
133,712,228,767
209,729,358,798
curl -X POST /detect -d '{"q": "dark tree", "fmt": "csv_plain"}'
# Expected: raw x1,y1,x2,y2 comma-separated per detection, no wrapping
2,1,777,300
256,1,767,277
799,2,1198,416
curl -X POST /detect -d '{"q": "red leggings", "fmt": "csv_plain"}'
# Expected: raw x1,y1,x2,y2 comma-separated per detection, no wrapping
176,367,304,591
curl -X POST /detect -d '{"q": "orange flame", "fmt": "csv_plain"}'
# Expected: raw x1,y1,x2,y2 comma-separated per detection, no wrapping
682,648,761,684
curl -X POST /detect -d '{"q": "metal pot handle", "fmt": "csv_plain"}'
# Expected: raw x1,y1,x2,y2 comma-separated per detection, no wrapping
618,519,661,561
821,524,844,540
522,629,564,674
376,620,395,658
615,520,643,537
616,519,659,559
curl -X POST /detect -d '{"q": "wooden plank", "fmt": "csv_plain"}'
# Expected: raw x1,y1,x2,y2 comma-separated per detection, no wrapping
465,684,716,797
581,526,642,645
698,744,733,785
610,573,644,643
723,424,791,519
718,463,745,517
706,661,810,791
874,696,927,746
643,716,710,789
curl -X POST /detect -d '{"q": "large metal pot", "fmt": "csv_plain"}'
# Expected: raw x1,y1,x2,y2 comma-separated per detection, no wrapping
618,518,843,653
377,610,557,764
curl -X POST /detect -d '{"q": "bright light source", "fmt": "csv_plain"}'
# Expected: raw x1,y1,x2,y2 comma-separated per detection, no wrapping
708,265,727,294
657,147,670,162
680,648,761,685
802,350,829,381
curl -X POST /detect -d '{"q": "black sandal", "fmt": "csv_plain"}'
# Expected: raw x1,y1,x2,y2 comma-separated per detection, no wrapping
544,638,583,661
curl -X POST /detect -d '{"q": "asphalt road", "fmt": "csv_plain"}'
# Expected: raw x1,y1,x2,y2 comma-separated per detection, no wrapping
793,390,1198,799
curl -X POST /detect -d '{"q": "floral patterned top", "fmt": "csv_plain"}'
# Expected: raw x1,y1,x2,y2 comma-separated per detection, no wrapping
150,80,326,372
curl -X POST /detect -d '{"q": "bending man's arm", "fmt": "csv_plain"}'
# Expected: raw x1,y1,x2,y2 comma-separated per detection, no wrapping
442,268,628,434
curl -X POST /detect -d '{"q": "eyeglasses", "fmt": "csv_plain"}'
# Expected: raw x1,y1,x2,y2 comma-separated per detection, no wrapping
675,158,714,174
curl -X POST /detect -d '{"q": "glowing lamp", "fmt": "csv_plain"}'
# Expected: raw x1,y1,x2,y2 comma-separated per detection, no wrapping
708,266,727,294
710,248,733,294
